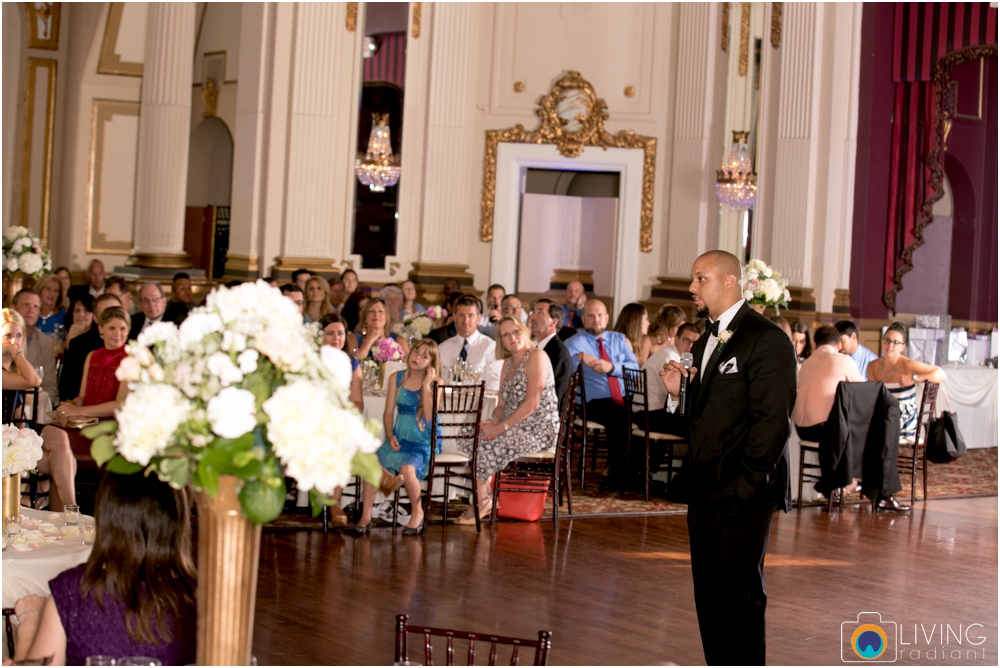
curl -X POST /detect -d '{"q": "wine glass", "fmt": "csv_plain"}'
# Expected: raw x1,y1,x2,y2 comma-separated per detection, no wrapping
470,366,482,384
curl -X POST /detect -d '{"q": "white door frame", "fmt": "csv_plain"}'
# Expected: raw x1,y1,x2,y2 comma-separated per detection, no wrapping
490,143,644,310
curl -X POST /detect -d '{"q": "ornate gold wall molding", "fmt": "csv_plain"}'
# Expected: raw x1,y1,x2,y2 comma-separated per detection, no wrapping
411,2,422,38
739,2,751,76
721,3,729,52
771,2,782,48
87,99,140,254
480,71,657,252
98,3,143,76
20,57,57,243
25,2,60,49
346,2,358,32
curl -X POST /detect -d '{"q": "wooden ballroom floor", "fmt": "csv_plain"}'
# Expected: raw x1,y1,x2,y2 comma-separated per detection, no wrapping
251,497,998,666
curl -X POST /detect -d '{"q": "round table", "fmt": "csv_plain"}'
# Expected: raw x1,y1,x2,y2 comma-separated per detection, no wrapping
940,366,998,448
3,508,95,608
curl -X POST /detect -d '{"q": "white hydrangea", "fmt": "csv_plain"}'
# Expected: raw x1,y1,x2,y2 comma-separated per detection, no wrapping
11,238,31,253
743,289,754,302
237,349,259,374
5,257,18,273
319,345,353,391
255,327,307,373
114,385,192,466
206,386,257,439
760,278,783,303
263,380,380,495
178,312,224,350
2,424,44,477
3,227,27,242
137,321,179,348
206,352,244,387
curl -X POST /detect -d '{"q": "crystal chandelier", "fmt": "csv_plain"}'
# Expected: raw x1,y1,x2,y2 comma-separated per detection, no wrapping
355,112,401,192
715,130,757,210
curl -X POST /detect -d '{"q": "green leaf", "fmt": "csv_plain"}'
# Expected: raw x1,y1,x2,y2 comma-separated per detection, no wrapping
231,460,265,480
309,488,337,518
81,420,118,439
90,436,116,467
239,478,286,524
351,451,383,488
211,432,255,454
195,461,220,498
159,457,190,489
105,455,143,475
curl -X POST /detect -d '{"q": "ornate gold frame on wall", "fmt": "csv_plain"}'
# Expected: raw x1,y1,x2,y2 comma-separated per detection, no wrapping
25,2,61,50
20,58,57,243
86,99,140,254
98,3,143,76
480,71,657,252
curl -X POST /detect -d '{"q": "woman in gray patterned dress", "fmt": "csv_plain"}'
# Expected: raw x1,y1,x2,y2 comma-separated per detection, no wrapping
455,316,560,524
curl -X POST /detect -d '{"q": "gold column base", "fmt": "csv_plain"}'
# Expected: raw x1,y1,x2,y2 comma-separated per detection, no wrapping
3,474,21,520
221,253,260,281
195,475,261,666
833,288,851,315
125,251,193,269
408,262,475,307
270,256,339,279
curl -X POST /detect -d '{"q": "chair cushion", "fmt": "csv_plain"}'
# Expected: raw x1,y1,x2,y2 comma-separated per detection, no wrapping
434,452,470,464
574,418,605,431
630,427,684,441
519,450,556,461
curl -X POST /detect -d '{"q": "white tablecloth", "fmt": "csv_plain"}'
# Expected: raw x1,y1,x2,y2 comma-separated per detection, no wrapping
941,367,998,448
3,508,95,608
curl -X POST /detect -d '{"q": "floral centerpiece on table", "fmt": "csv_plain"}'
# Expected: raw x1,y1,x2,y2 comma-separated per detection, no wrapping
82,281,383,524
373,337,405,363
392,313,435,342
743,259,791,314
3,424,44,477
424,305,446,321
2,226,52,280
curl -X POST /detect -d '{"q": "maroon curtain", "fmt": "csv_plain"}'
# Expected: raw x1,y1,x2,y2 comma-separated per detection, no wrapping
363,32,407,89
883,3,997,311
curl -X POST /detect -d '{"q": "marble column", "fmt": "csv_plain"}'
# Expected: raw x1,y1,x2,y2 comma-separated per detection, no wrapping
127,2,195,269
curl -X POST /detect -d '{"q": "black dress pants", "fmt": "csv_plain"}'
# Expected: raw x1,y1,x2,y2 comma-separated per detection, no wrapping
687,497,775,666
584,398,629,485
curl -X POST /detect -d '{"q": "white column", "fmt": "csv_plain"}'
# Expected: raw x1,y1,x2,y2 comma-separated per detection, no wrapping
417,3,476,264
665,3,726,277
128,2,195,268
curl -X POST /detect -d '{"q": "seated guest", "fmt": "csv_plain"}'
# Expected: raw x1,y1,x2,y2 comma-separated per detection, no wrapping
58,293,121,402
292,268,313,292
613,303,650,364
280,283,306,320
482,293,528,339
478,283,505,333
426,292,464,344
68,259,106,301
533,298,577,342
34,274,67,338
104,276,133,314
792,326,865,491
836,320,878,378
645,305,686,359
12,289,58,402
129,282,183,340
563,280,587,329
54,306,130,426
264,276,279,289
340,288,369,332
381,284,405,321
11,472,196,665
438,295,503,390
441,278,461,305
351,297,409,360
3,310,76,511
455,316,560,524
54,267,73,309
329,276,347,314
320,312,364,528
400,280,424,318
163,272,193,323
791,321,813,364
867,322,947,441
771,315,792,339
527,300,573,401
341,268,360,296
304,275,333,323
643,322,700,419
62,293,94,352
355,340,440,535
565,299,639,492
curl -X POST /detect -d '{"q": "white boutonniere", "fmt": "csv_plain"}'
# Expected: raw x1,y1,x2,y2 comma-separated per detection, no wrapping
717,330,733,348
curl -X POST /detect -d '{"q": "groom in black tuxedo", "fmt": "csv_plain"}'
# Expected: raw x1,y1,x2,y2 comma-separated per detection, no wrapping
661,251,796,666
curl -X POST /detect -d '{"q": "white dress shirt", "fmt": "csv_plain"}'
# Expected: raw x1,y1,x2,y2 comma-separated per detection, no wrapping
642,344,680,412
666,299,745,413
537,332,557,352
141,314,163,332
438,329,503,391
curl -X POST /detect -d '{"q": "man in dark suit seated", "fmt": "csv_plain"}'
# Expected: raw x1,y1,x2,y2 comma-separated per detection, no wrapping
661,250,796,666
58,293,121,401
103,276,133,313
528,299,574,401
129,282,183,341
163,272,193,323
67,259,106,302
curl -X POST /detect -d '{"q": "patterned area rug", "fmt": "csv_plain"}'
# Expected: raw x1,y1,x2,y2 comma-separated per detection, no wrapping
265,447,998,529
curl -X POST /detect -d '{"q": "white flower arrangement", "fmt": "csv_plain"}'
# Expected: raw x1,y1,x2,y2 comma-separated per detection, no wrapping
742,259,791,314
2,424,44,477
391,313,436,341
2,227,52,280
87,280,383,524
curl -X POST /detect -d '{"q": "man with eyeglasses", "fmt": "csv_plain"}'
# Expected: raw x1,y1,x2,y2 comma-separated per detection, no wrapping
128,282,182,340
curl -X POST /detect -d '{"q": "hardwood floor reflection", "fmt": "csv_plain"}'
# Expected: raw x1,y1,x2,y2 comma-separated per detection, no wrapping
252,498,998,665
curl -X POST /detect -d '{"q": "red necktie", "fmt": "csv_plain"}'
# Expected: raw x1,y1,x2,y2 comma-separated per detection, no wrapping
597,337,624,406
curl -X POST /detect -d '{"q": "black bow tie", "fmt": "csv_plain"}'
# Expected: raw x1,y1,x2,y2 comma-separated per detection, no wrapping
707,320,720,337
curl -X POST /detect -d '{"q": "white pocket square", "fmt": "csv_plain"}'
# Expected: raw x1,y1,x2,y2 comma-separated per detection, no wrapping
719,357,739,375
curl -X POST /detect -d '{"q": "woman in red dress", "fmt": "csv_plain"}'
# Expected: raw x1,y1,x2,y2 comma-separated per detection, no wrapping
54,306,129,422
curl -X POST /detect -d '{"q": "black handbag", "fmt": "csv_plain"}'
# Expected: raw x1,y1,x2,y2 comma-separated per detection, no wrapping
925,391,967,464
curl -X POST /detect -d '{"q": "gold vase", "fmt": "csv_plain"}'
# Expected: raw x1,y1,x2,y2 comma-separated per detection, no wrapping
2,474,21,520
195,475,261,666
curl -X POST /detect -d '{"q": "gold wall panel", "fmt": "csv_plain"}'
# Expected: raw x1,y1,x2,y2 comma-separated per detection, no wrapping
20,58,57,243
86,100,140,254
98,3,144,77
25,2,61,50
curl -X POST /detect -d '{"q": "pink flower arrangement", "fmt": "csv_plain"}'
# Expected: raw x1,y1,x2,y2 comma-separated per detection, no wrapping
374,337,404,362
425,305,447,320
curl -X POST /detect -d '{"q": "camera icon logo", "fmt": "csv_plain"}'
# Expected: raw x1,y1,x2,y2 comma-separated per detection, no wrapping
842,612,897,662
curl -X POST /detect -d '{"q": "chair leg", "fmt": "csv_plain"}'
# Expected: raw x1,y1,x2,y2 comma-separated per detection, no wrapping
910,447,917,506
472,471,481,533
491,475,500,528
644,435,650,502
393,488,400,530
921,448,928,501
796,447,806,509
442,470,450,527
421,468,433,535
579,428,587,489
322,504,329,533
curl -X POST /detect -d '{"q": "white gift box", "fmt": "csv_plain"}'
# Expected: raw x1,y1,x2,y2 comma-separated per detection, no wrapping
908,328,946,365
916,314,952,332
948,329,968,363
965,336,989,366
992,330,999,359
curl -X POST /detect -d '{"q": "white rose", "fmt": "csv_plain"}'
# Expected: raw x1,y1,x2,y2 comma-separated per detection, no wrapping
237,349,259,374
2,424,21,446
148,364,165,382
3,227,27,242
11,238,30,252
206,387,257,439
17,253,42,275
762,267,772,278
319,346,353,391
137,321,179,349
114,385,192,466
6,257,18,272
255,327,306,373
178,312,224,349
743,289,754,302
115,357,144,383
3,426,43,476
207,352,244,387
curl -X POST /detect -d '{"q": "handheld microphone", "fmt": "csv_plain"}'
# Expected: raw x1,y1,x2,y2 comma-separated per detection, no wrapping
679,352,694,415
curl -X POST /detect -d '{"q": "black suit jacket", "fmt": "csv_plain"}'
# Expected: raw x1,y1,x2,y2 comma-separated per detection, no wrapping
556,326,577,342
58,324,103,401
427,322,457,344
677,302,796,512
542,335,574,402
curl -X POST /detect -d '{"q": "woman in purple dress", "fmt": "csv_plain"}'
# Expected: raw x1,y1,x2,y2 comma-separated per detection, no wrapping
12,473,197,665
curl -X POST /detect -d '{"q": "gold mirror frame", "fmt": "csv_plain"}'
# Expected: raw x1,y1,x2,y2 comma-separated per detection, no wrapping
480,71,656,252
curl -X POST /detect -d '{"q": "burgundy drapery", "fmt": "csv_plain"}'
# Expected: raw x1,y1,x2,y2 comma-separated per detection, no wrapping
882,3,997,312
363,32,407,89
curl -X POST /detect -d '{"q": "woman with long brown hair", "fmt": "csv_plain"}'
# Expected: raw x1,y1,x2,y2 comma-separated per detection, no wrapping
304,275,333,323
11,472,197,664
644,304,686,360
613,303,651,364
351,297,409,360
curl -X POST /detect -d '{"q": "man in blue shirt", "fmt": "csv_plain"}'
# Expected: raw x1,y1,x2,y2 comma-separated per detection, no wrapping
564,299,639,492
835,321,877,377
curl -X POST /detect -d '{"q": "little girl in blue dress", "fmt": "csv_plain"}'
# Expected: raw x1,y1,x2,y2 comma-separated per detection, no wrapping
355,339,441,536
